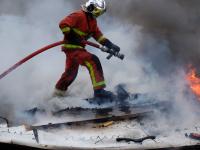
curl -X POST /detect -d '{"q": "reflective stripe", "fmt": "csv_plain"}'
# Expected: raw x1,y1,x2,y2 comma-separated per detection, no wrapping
61,27,70,33
97,35,106,43
60,27,87,36
94,81,106,88
85,61,106,88
63,44,83,49
72,28,88,36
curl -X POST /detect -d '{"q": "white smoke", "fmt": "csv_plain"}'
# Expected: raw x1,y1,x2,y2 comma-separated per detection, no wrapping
0,0,76,122
0,0,198,131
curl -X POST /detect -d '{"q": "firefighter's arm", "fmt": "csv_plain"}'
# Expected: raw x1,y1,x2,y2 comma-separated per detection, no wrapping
93,26,120,52
59,13,79,35
59,20,71,35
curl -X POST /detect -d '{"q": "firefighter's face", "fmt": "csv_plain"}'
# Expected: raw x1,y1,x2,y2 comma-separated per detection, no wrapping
92,7,105,18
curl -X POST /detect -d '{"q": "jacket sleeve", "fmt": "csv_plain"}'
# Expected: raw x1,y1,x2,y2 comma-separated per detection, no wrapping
92,22,109,45
93,24,115,49
59,12,79,34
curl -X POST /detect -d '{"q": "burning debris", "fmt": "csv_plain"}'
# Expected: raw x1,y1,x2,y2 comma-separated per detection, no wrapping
187,66,200,99
0,0,200,150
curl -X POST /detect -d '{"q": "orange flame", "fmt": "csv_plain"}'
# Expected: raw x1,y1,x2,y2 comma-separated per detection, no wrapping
186,67,200,98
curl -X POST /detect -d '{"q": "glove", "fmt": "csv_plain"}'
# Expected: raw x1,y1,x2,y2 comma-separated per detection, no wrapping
112,43,120,52
103,39,120,52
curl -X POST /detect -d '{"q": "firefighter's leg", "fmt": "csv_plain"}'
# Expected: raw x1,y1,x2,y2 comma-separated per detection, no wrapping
77,50,114,101
55,55,79,96
78,52,106,90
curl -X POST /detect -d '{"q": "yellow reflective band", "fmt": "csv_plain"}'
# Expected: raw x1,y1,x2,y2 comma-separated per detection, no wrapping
61,27,70,33
97,35,106,43
94,81,106,88
72,28,88,36
63,44,83,49
85,61,106,88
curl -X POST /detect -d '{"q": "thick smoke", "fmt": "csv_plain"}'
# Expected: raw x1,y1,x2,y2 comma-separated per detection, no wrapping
106,0,200,131
0,0,78,123
0,0,199,130
108,0,200,72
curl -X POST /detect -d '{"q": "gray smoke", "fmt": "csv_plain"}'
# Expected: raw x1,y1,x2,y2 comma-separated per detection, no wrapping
1,0,200,72
0,0,199,130
107,0,200,73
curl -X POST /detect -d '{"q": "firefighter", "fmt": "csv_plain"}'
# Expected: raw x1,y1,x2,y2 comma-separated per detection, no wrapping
54,0,120,101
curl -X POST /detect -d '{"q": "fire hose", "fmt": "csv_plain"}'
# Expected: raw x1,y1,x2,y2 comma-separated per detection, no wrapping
0,40,124,80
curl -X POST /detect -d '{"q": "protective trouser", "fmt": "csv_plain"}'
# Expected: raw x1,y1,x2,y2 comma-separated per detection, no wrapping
56,49,106,91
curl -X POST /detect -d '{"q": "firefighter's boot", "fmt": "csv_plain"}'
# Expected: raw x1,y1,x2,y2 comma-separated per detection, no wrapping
87,89,115,105
94,89,114,99
53,88,66,97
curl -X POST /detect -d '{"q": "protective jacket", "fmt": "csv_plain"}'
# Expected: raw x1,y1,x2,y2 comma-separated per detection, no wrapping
59,10,106,50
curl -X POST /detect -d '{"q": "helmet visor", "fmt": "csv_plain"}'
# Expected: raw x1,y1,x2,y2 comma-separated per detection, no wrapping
92,7,105,17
